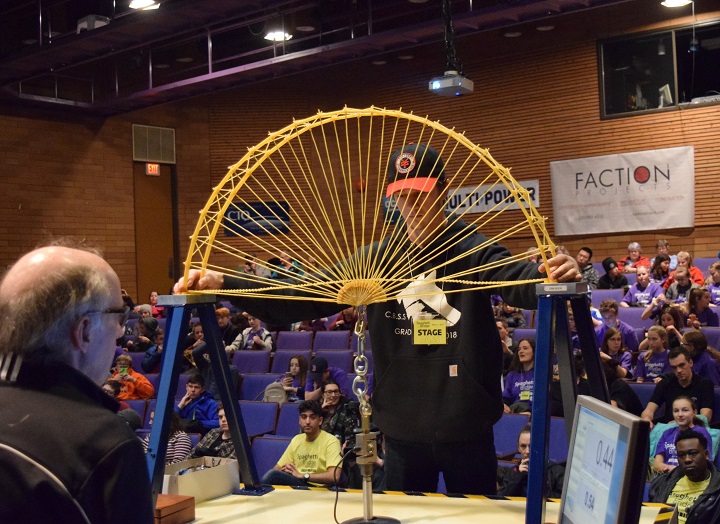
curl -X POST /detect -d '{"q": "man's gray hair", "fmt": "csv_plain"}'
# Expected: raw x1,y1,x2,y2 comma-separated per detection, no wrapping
0,263,112,365
627,242,642,252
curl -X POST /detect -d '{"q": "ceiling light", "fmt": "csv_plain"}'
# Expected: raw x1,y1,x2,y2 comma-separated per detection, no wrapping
658,40,666,55
264,31,293,42
536,25,555,32
371,59,387,66
397,54,414,60
660,0,692,7
175,56,194,63
295,25,315,32
504,31,522,38
130,0,159,9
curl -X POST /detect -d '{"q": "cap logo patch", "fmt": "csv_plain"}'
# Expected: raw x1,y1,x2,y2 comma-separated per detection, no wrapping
395,152,416,175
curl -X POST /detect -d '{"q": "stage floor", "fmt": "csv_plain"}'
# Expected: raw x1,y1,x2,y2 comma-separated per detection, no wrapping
194,487,671,523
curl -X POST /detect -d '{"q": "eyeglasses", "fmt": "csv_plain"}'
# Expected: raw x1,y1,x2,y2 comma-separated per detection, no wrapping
324,389,341,396
87,306,131,327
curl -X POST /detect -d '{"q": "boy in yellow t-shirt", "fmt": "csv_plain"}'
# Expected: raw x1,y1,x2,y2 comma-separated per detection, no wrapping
261,400,342,487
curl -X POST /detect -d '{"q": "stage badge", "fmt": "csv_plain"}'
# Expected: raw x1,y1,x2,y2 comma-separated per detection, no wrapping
413,318,446,345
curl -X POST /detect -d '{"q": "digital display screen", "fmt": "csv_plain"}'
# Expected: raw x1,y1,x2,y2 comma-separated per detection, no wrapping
560,405,628,524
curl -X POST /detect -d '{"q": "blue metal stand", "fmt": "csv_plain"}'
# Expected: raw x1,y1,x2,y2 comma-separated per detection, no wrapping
525,283,610,524
146,294,272,506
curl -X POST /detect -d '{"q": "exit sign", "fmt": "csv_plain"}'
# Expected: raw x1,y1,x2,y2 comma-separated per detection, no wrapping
146,163,160,176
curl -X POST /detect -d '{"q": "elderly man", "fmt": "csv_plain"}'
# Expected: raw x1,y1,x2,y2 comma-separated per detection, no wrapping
175,143,580,495
0,243,153,523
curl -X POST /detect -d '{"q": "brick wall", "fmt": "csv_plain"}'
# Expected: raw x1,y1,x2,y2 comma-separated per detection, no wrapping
0,3,718,292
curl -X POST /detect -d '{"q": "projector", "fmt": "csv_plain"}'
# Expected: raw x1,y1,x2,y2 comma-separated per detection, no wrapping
428,71,474,96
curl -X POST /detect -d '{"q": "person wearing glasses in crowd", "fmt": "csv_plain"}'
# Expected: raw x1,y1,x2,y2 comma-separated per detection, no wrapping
0,242,153,522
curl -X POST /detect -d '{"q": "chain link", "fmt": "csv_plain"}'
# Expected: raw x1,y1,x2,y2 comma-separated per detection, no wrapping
352,305,372,420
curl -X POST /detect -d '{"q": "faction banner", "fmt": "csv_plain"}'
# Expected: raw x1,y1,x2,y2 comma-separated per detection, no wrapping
550,146,694,236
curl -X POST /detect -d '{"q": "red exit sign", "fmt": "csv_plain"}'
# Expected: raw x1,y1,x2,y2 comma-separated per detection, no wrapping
145,163,160,176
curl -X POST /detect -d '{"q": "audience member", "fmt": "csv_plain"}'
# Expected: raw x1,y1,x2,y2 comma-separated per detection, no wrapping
321,379,360,448
682,330,720,386
654,397,713,474
142,411,193,465
225,314,272,353
601,359,643,416
666,267,701,304
576,246,599,289
497,319,515,373
551,354,590,417
149,290,165,318
496,423,565,498
595,299,639,353
260,400,342,487
135,303,153,318
184,321,206,366
620,265,666,307
635,326,671,383
651,240,679,271
244,255,272,279
102,379,131,411
641,346,714,427
618,242,651,274
502,338,535,414
685,288,719,328
329,306,359,331
665,252,706,289
271,251,304,279
640,303,683,350
141,327,164,374
495,301,526,333
110,353,155,400
216,307,242,347
0,244,153,522
282,354,309,401
597,257,629,289
191,342,240,401
187,404,236,459
176,373,220,435
651,253,672,285
707,262,720,306
304,356,349,402
649,430,720,524
599,327,632,379
126,316,159,353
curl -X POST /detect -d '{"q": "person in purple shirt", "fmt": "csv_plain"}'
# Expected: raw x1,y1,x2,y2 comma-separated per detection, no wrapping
595,299,640,353
708,262,720,306
685,288,719,328
682,330,720,386
599,327,633,379
620,266,666,308
636,326,671,383
654,396,713,473
503,338,535,414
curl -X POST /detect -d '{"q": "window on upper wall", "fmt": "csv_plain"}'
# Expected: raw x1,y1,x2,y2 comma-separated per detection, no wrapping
599,21,720,118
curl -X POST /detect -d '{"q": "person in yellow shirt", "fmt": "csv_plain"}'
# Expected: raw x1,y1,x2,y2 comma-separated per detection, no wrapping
261,400,342,487
649,429,720,524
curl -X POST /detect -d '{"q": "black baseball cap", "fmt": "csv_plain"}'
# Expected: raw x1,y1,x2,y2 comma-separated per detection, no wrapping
385,143,446,198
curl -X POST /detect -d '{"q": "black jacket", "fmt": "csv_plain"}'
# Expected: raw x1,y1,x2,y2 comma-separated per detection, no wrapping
0,355,154,524
226,217,543,443
650,461,720,523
